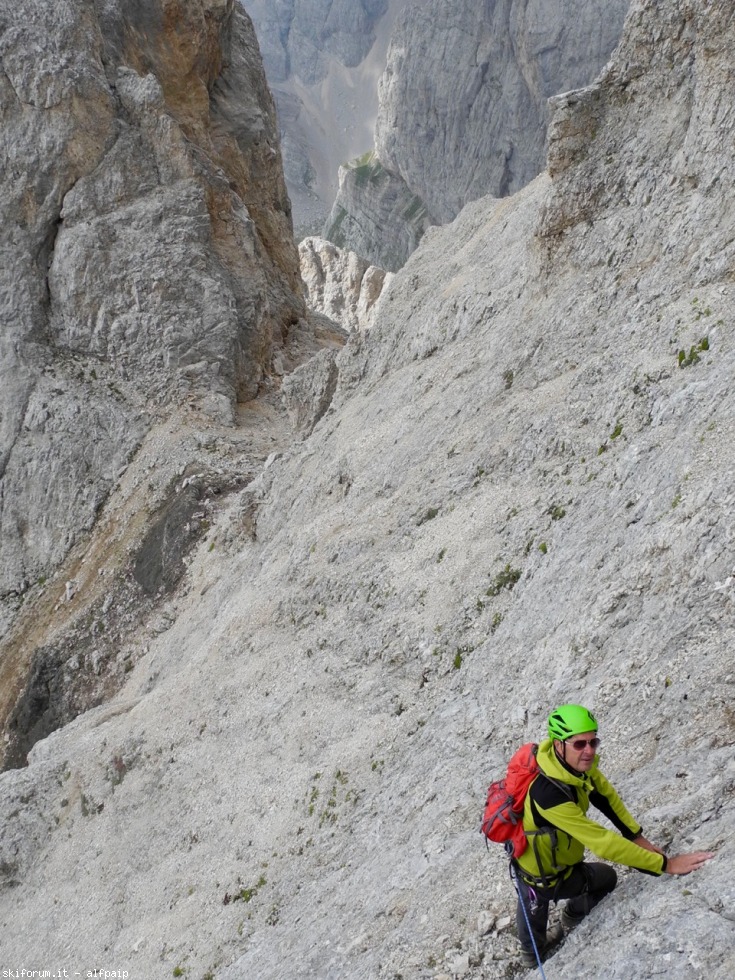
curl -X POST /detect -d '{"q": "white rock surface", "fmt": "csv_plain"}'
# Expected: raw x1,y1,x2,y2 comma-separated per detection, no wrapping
299,236,391,332
2,3,735,980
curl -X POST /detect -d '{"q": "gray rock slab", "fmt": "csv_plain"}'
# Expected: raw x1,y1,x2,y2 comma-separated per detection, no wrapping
1,3,735,980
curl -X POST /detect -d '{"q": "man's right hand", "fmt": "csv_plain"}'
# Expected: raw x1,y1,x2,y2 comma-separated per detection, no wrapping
665,851,715,875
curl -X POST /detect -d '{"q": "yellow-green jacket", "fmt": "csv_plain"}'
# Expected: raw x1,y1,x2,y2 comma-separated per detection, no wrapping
516,739,667,886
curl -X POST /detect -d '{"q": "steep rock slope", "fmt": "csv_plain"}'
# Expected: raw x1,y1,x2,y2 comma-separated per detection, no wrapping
1,1,735,979
327,0,630,268
324,148,435,272
0,0,326,767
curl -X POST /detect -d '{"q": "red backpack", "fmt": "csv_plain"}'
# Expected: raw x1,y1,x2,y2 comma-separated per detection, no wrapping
480,742,539,857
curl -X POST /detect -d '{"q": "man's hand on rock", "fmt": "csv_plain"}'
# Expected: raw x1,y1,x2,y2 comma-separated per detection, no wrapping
665,851,715,875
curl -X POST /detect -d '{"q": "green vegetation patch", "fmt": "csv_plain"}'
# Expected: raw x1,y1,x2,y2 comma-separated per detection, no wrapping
486,564,522,596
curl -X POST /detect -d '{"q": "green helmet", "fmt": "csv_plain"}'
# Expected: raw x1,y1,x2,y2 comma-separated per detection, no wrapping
548,704,598,741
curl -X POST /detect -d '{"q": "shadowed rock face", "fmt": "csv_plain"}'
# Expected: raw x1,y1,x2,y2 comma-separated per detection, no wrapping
240,0,409,237
243,0,390,85
323,152,435,272
376,0,632,222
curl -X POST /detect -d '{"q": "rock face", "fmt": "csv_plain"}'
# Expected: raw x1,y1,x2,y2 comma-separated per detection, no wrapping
324,151,435,272
328,0,630,267
243,0,390,85
376,0,632,222
0,0,300,598
2,2,735,980
0,0,320,765
241,0,410,237
299,235,391,332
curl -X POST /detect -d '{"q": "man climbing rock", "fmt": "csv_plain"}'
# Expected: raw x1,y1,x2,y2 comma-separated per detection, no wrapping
513,704,715,969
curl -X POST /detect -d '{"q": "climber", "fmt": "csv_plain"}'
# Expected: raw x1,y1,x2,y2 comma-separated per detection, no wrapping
513,703,715,969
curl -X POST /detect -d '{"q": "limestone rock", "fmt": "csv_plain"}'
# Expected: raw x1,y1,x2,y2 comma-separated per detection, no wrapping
0,0,303,613
330,0,630,267
241,0,411,237
244,0,390,85
2,4,735,980
376,0,631,222
281,347,340,437
299,236,391,331
0,0,314,764
323,153,435,272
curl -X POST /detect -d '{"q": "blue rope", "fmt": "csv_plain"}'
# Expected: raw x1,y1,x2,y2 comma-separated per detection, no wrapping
510,861,548,979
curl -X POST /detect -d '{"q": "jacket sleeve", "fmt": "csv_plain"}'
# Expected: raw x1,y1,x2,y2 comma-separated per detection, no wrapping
589,769,642,839
532,795,667,876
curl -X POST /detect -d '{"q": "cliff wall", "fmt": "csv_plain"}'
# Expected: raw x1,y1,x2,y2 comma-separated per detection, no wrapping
242,0,410,236
0,0,324,767
327,0,630,268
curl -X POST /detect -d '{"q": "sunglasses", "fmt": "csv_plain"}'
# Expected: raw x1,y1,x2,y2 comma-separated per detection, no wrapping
566,737,601,750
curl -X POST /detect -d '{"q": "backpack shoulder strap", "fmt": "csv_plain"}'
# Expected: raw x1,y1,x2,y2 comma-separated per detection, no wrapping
531,770,577,811
521,775,577,888
528,774,575,832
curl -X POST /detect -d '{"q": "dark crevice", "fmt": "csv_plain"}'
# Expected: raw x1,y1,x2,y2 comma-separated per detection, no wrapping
1,470,248,771
2,647,75,771
37,212,63,340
